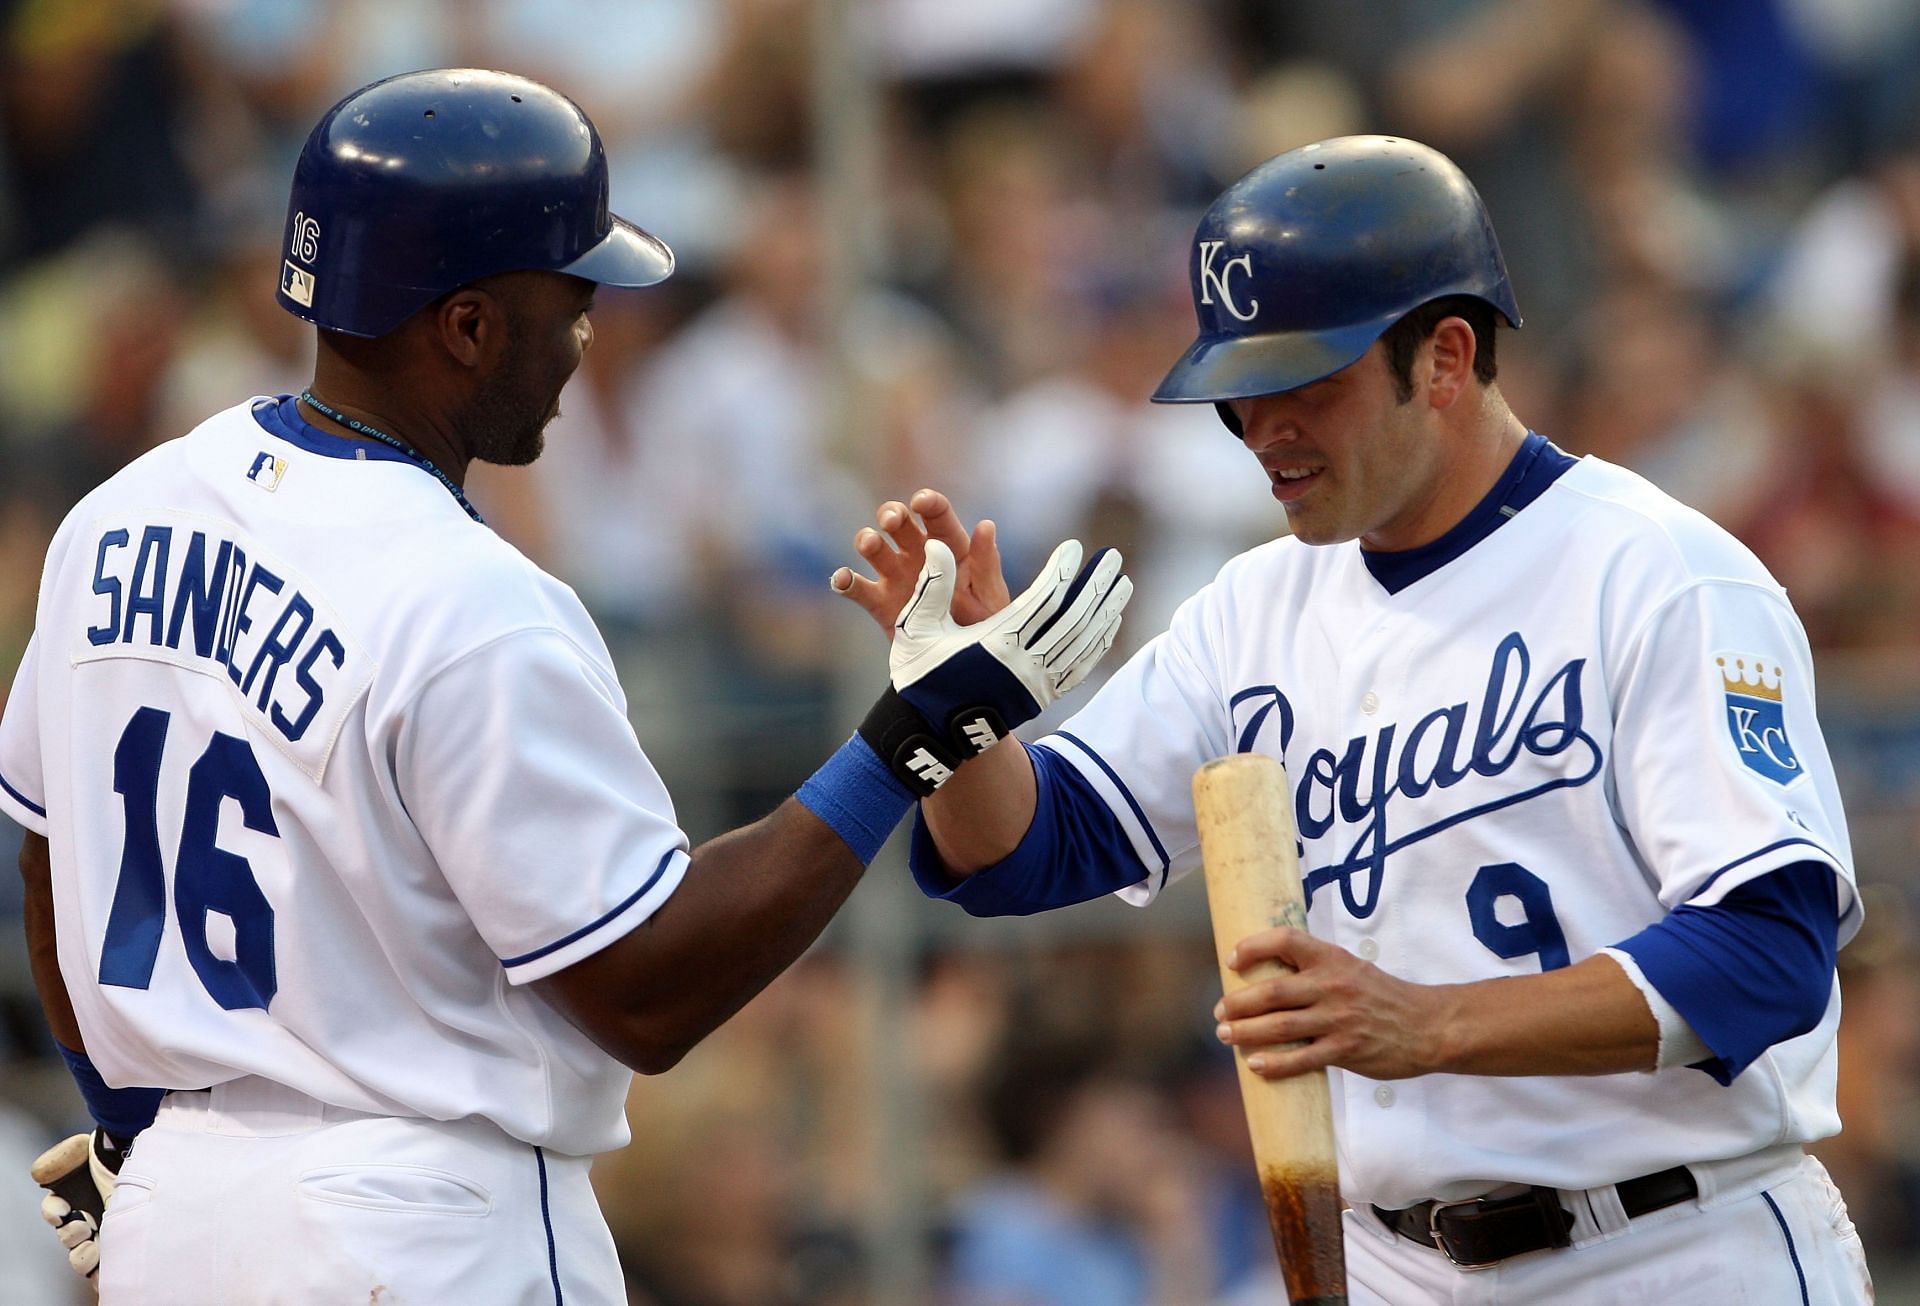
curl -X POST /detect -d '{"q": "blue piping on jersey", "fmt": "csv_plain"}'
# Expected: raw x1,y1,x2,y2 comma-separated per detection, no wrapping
1761,1191,1809,1305
0,769,46,817
250,395,416,464
536,1146,563,1304
1055,730,1172,888
500,849,681,969
1695,837,1842,900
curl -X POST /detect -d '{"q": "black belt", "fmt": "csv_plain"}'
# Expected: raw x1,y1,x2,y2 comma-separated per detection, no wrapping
1372,1166,1698,1269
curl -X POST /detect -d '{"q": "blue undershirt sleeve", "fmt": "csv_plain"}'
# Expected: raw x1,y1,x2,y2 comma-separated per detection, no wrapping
1614,860,1840,1085
908,741,1151,916
55,1043,163,1139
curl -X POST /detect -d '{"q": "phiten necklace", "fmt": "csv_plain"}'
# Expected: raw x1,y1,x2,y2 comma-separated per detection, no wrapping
298,389,485,524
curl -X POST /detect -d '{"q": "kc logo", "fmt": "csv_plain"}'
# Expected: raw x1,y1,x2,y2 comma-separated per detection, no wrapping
1197,240,1259,322
1718,655,1800,785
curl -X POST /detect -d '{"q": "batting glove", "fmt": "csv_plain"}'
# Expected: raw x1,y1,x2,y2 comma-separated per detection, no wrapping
32,1128,132,1291
860,538,1132,795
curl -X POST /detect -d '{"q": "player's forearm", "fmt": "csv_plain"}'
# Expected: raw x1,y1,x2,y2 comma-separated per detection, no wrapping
917,736,1038,875
19,832,84,1052
535,800,866,1073
1427,953,1658,1077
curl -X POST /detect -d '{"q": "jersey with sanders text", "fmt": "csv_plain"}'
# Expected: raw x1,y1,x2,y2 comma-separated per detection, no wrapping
0,398,688,1155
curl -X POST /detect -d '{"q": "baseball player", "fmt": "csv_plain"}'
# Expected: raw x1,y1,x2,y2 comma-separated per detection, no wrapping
835,136,1874,1303
2,69,1131,1302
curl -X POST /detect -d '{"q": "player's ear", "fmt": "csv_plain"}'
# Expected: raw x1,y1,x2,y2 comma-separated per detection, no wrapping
431,288,505,370
1423,316,1477,410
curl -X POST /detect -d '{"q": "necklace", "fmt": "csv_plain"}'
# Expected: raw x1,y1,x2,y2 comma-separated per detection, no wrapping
297,390,485,524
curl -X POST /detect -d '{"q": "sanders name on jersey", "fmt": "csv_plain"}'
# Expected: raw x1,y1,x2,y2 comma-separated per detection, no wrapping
79,517,356,760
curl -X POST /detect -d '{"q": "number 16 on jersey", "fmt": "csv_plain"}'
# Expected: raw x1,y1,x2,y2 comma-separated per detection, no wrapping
101,705,280,1011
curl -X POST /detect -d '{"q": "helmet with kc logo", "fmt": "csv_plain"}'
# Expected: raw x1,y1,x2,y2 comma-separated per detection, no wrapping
1151,136,1520,423
276,68,674,338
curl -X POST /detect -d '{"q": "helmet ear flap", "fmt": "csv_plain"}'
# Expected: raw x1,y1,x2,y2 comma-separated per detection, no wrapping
1215,402,1243,439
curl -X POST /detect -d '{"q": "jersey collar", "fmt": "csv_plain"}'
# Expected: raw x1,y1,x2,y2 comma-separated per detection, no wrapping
250,393,416,464
1360,432,1576,595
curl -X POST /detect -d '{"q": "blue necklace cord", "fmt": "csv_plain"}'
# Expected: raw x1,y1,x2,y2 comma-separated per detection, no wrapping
297,390,485,524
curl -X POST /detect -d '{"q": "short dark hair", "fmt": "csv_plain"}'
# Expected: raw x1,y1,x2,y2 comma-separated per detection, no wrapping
1380,296,1499,401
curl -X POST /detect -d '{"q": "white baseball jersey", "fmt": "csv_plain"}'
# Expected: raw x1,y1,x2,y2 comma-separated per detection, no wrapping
0,396,690,1156
1038,454,1860,1211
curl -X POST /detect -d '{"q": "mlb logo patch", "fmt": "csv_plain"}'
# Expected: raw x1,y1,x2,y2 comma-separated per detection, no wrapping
1717,655,1800,785
247,451,288,492
282,261,315,307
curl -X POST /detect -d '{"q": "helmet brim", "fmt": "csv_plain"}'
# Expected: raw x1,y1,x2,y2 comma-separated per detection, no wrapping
560,214,676,288
1150,316,1393,404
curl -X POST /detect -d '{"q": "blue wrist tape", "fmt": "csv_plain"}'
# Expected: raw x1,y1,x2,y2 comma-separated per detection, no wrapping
797,734,917,865
55,1043,163,1139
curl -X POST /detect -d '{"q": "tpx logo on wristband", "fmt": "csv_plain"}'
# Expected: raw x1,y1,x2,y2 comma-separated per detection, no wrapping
859,689,1008,798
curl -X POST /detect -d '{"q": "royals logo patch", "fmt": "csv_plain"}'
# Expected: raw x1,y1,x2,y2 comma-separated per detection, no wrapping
1718,655,1800,785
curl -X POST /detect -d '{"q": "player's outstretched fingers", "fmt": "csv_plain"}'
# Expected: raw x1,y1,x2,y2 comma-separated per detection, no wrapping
876,500,924,552
1050,575,1131,695
910,489,969,555
1003,538,1086,639
830,564,881,604
897,539,961,638
960,518,1021,618
1029,547,1126,660
863,520,925,588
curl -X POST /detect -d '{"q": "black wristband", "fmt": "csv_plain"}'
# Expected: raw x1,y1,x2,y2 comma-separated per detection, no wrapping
945,704,1009,757
93,1129,134,1175
858,686,963,798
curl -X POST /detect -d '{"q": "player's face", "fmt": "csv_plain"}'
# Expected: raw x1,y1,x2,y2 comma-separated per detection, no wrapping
1227,343,1449,550
460,274,597,467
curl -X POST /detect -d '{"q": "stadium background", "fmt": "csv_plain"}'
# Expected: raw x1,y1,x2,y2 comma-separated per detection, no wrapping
2,0,1920,1301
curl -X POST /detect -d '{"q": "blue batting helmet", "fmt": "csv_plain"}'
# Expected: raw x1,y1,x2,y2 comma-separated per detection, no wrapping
276,68,674,339
1152,136,1520,422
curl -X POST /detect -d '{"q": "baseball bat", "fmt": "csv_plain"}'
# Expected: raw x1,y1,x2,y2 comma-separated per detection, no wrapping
1193,753,1347,1306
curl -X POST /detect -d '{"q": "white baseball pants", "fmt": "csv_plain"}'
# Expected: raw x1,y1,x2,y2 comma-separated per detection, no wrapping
1343,1149,1872,1304
96,1078,625,1305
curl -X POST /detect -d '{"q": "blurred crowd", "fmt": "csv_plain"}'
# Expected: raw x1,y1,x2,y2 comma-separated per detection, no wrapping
5,0,1920,1301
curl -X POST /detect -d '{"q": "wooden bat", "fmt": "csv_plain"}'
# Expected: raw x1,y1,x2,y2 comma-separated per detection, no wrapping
1193,753,1347,1306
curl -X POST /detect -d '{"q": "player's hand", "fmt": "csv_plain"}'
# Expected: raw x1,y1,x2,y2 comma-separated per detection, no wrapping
894,535,1131,732
1211,928,1451,1082
830,490,1010,635
31,1128,132,1291
857,537,1132,794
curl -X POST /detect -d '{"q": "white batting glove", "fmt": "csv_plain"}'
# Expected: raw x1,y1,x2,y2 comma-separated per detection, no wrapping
32,1129,130,1291
859,539,1132,795
893,537,1131,716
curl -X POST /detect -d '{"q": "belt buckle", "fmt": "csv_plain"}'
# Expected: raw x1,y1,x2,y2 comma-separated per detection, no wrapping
1427,1197,1502,1271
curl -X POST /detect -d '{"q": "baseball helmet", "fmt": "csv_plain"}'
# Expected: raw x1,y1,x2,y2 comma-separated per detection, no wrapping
1152,136,1520,427
276,68,674,338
